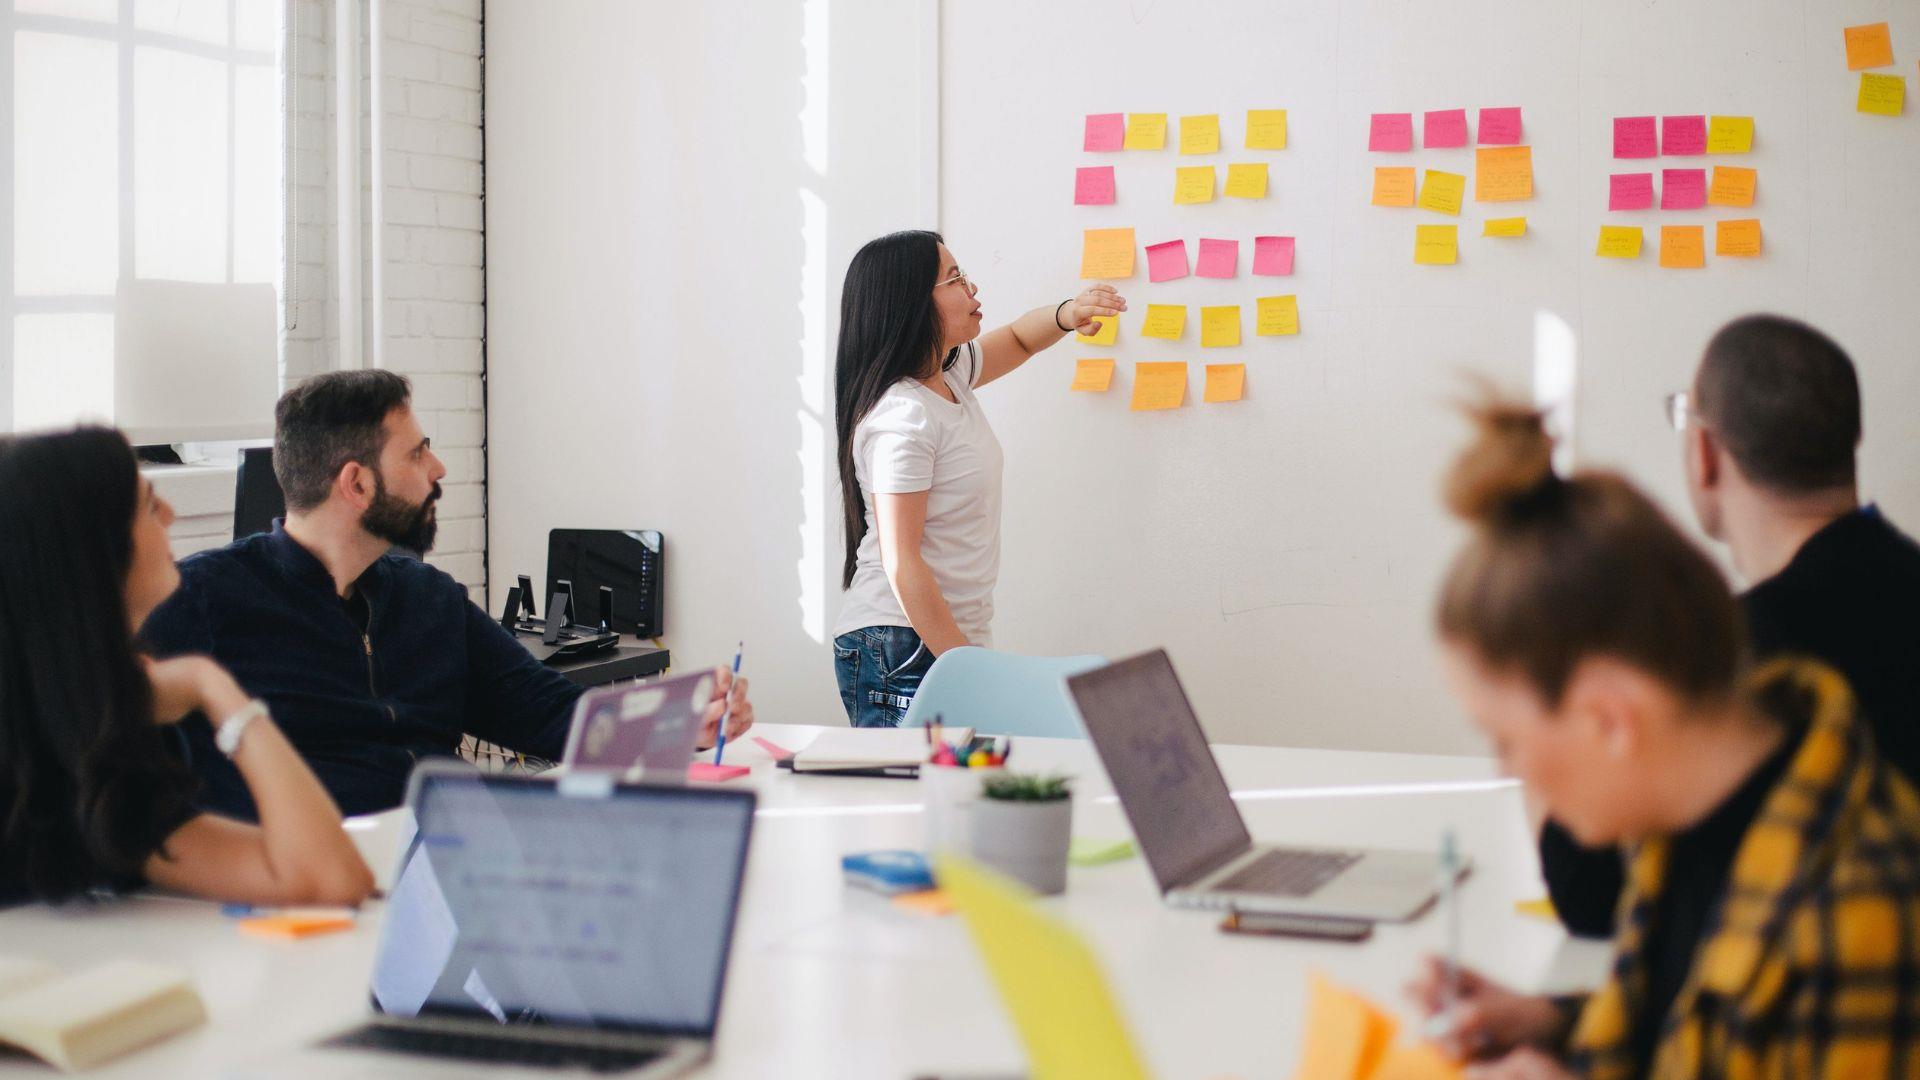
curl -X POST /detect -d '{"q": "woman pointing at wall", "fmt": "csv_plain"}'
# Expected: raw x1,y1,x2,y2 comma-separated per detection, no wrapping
831,230,1124,728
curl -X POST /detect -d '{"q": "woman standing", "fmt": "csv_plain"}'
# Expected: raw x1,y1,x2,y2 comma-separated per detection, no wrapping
832,230,1124,727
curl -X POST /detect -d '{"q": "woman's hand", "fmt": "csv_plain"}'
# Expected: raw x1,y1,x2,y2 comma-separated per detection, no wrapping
1065,284,1127,336
697,666,754,748
145,655,249,726
1404,955,1567,1061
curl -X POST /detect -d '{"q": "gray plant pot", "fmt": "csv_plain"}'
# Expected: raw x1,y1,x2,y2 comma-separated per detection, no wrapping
967,797,1073,895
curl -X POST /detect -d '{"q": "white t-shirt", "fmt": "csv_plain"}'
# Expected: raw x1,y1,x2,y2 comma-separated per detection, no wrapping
833,340,1004,646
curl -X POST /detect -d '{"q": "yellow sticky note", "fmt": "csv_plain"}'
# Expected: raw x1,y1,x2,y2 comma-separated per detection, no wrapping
1858,73,1906,116
1140,303,1186,340
1079,227,1136,279
1707,166,1756,207
1845,23,1895,71
1474,146,1533,202
1291,973,1400,1080
1179,113,1220,154
1371,166,1416,207
937,856,1152,1080
1716,218,1762,257
1078,315,1119,346
1224,162,1269,199
1130,362,1188,411
1515,897,1558,921
1706,115,1753,153
1659,225,1705,269
1200,305,1241,348
1482,216,1527,237
1371,1042,1467,1080
1123,112,1166,150
1245,108,1288,150
1203,364,1245,403
1415,224,1458,265
1070,359,1116,392
1256,295,1299,337
1417,170,1466,216
1174,165,1216,204
1596,225,1644,259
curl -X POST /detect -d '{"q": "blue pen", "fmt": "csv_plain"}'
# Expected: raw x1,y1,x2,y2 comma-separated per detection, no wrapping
713,641,743,765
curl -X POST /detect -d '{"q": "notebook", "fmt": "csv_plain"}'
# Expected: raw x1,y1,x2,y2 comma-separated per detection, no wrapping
783,727,973,776
0,957,206,1072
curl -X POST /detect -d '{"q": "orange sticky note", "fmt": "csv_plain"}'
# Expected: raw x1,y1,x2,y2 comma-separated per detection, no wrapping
239,913,356,939
1371,167,1416,207
1416,170,1466,216
1370,1042,1466,1080
1070,359,1116,392
1078,315,1119,346
1080,228,1136,279
1474,146,1533,201
1291,974,1399,1080
1174,165,1217,204
1414,224,1458,265
1199,305,1241,348
892,889,956,916
1659,225,1705,269
1256,295,1299,336
1203,364,1245,403
1596,225,1643,259
1845,23,1894,71
1130,362,1187,411
1707,166,1756,207
1715,218,1762,257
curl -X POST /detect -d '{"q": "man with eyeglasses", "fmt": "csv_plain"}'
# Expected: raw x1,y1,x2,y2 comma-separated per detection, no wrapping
1539,313,1920,938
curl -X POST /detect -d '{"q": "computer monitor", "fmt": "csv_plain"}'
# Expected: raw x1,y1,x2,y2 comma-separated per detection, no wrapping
232,445,285,541
546,528,664,637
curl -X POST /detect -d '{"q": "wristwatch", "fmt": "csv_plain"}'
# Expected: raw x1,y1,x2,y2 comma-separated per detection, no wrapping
216,699,270,757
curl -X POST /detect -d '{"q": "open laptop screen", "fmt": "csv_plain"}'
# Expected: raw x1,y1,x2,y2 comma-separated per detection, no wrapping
370,771,754,1039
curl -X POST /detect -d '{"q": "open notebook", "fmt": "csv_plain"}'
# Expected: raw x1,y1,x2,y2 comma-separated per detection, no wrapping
0,957,206,1072
783,727,973,776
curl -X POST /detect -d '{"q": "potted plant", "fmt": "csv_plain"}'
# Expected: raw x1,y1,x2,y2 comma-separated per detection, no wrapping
967,773,1073,895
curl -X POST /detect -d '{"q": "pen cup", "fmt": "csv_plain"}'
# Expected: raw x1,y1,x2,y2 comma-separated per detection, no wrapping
920,763,1003,854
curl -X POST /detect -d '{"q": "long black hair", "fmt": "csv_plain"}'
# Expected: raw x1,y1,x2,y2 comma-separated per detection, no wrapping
0,427,196,902
834,229,953,589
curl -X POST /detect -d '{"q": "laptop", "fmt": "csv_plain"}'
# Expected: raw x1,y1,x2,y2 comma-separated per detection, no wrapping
1067,649,1451,922
560,669,712,781
301,762,755,1077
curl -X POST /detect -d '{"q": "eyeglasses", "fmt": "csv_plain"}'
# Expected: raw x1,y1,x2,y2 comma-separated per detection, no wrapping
935,268,976,294
1663,389,1691,432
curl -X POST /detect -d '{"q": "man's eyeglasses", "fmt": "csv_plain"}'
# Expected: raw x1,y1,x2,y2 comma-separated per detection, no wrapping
935,268,976,293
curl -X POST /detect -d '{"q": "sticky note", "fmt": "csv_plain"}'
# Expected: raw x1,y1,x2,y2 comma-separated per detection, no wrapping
1224,162,1269,199
1074,166,1116,206
1179,113,1220,154
1174,165,1216,204
1417,170,1466,216
1203,364,1245,403
1140,304,1186,340
1474,146,1533,201
1372,166,1416,207
1596,225,1644,258
1659,225,1705,269
1130,362,1187,410
1070,359,1116,392
1252,235,1295,276
1707,115,1753,153
1083,113,1125,152
1195,238,1239,278
239,913,356,939
1858,73,1906,116
1424,108,1468,148
1660,168,1707,210
892,889,955,917
1414,224,1458,265
1515,897,1559,921
1370,1043,1467,1080
1477,106,1523,145
1716,218,1762,257
1245,109,1288,150
1609,173,1655,211
1067,837,1136,866
1663,115,1707,156
1079,315,1119,346
1123,112,1167,150
687,762,749,782
752,736,795,761
1707,166,1755,207
1145,239,1190,282
1256,295,1300,336
1845,23,1894,71
1200,305,1241,347
1613,115,1658,158
1079,227,1136,279
1368,112,1414,152
1483,216,1527,237
1291,974,1399,1080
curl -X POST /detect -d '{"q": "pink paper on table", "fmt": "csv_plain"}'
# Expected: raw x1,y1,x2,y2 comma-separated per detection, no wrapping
1424,109,1468,148
1477,106,1523,145
688,762,750,783
1195,238,1239,278
1074,166,1116,205
1083,112,1125,152
1368,112,1414,151
1662,115,1706,156
1609,173,1655,211
1660,168,1706,210
1252,235,1296,276
752,736,795,762
1146,239,1190,282
1613,116,1657,158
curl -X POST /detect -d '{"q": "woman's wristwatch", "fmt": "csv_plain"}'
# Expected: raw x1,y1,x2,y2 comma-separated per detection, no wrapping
216,699,270,757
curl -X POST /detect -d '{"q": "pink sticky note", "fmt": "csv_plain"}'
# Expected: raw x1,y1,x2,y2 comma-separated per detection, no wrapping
1609,173,1655,210
1660,168,1706,210
752,736,795,762
1195,238,1239,279
1083,112,1125,152
1252,235,1295,276
1074,166,1116,205
688,762,750,783
1662,115,1706,156
1424,109,1468,148
1146,239,1190,282
1477,106,1523,145
1368,112,1414,151
1613,116,1657,158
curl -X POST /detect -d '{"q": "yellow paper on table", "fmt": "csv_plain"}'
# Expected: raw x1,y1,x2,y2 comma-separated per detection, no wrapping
1482,216,1527,237
1174,166,1216,204
1078,315,1120,346
1708,166,1756,207
1417,170,1466,216
1141,304,1186,340
1200,305,1241,348
1070,359,1116,392
1245,108,1288,149
1256,295,1299,337
1080,227,1136,279
1858,73,1906,116
937,856,1152,1080
1203,364,1245,403
1596,225,1644,259
1716,218,1763,257
1291,973,1399,1080
1179,113,1220,154
1706,115,1753,153
1370,1042,1466,1080
1224,162,1269,199
1371,167,1416,207
1130,362,1188,411
1659,225,1705,268
1414,224,1458,265
1123,112,1166,150
1474,146,1533,201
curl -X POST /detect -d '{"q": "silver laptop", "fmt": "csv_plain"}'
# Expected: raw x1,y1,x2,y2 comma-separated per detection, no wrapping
560,669,712,781
1067,649,1453,922
306,762,756,1077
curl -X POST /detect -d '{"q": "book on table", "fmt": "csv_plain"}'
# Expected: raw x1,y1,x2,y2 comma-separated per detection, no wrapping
0,956,206,1073
787,727,974,774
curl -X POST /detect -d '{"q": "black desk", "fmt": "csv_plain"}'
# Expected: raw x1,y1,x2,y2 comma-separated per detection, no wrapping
525,640,672,687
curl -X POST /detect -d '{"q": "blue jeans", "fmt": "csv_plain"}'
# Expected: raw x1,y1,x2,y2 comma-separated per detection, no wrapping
833,625,935,728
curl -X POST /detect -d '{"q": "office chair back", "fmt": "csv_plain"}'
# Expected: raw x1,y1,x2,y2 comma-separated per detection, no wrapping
232,446,285,540
902,647,1108,739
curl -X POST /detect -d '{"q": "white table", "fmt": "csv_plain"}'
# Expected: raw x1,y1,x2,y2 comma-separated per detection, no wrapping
0,724,1609,1079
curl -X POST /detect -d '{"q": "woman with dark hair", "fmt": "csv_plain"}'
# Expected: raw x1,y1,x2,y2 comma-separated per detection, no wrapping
0,427,373,907
830,230,1124,727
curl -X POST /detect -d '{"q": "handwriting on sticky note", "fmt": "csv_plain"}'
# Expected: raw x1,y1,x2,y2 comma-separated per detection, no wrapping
1141,304,1186,340
1200,305,1241,347
1417,170,1466,216
1245,109,1288,150
1708,166,1756,206
1080,228,1136,279
1203,364,1245,403
1256,295,1300,336
1414,224,1458,265
1474,146,1533,202
1660,168,1706,210
1145,239,1190,282
1609,173,1654,211
1858,73,1906,116
1659,225,1705,269
1070,359,1116,392
1596,225,1644,259
1195,238,1238,279
1707,115,1753,153
1179,113,1221,155
1130,362,1187,411
1079,314,1119,346
1662,115,1706,155
1372,166,1416,207
1483,217,1526,237
1252,235,1295,276
1224,162,1269,199
1084,113,1125,152
1845,23,1895,71
1369,112,1413,152
1174,165,1216,204
1477,106,1523,145
1424,109,1468,148
1123,113,1167,150
1613,116,1657,158
1716,218,1762,257
1074,166,1115,206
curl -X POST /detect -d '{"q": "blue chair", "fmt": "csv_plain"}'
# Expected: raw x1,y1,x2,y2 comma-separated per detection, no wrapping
901,647,1108,739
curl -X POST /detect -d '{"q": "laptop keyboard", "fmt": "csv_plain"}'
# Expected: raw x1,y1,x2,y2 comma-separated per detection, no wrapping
325,1024,665,1074
1215,849,1363,897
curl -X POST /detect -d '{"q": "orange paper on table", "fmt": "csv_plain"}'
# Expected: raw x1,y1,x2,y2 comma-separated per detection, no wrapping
1659,225,1705,268
892,889,956,916
1079,228,1136,279
1070,359,1116,392
239,913,356,939
1845,23,1894,71
1371,167,1416,207
1716,218,1762,257
1203,364,1245,403
1707,166,1756,207
1130,362,1187,411
1291,973,1399,1080
1474,146,1533,201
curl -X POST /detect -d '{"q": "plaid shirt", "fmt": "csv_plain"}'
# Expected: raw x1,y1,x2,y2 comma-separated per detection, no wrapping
1562,659,1920,1080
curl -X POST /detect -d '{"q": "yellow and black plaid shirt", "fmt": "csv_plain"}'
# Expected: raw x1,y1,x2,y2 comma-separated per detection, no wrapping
1562,659,1920,1080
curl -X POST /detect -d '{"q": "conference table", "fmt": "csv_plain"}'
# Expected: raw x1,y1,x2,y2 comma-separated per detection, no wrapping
0,723,1611,1079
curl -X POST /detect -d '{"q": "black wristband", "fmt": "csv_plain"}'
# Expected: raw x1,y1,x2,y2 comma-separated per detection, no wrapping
1054,298,1074,332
